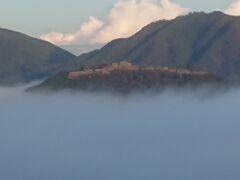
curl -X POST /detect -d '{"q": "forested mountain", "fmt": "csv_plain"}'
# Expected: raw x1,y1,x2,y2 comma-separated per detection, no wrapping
75,12,240,82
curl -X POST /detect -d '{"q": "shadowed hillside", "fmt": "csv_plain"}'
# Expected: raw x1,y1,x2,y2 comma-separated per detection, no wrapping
0,28,76,85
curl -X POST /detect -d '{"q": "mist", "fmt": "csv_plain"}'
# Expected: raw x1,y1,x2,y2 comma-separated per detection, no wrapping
0,86,240,180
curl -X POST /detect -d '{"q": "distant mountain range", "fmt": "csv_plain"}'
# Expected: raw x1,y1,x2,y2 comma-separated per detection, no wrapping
1,11,240,86
0,28,75,85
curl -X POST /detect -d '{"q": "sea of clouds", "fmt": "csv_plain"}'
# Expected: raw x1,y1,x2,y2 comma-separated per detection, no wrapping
0,85,240,180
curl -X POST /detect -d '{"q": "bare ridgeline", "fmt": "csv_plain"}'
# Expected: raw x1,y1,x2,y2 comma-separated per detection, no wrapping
68,61,207,80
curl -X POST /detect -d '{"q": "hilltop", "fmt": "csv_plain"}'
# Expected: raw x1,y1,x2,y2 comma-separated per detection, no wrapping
29,61,225,93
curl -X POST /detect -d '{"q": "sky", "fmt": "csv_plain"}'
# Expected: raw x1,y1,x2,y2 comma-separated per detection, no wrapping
0,0,239,54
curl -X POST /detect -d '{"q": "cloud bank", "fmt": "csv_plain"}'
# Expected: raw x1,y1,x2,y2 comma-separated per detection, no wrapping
40,0,187,45
1,85,240,180
40,17,103,45
93,0,187,44
41,0,240,47
225,0,240,16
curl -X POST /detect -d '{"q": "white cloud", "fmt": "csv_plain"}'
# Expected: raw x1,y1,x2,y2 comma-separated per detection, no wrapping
93,0,187,44
40,0,187,45
40,17,103,45
225,0,240,16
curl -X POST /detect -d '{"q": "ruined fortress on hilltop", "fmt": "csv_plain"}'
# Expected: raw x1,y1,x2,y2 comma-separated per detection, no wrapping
68,61,207,80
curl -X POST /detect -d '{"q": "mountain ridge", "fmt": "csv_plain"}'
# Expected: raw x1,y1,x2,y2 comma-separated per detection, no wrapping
74,11,240,82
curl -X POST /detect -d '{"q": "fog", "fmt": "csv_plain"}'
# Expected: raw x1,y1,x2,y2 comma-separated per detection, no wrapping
0,86,240,180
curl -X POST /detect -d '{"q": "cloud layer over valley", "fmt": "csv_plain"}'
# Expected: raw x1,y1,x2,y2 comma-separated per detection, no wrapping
1,86,240,180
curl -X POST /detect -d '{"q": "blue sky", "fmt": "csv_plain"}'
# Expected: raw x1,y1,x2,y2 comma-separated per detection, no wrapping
0,0,232,36
0,0,116,36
